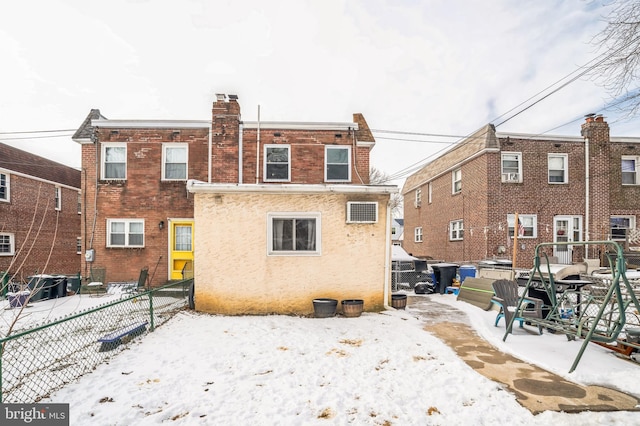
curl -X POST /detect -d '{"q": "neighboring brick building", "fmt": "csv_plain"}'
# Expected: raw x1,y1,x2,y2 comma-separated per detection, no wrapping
402,115,640,268
0,143,81,281
73,94,381,287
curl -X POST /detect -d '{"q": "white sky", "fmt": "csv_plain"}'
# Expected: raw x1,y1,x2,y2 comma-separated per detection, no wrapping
0,0,635,186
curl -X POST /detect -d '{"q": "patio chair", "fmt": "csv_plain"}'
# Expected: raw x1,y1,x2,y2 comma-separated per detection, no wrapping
491,279,543,335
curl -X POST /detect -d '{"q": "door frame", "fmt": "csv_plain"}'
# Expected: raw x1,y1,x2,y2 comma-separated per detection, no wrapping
167,218,194,281
553,215,582,264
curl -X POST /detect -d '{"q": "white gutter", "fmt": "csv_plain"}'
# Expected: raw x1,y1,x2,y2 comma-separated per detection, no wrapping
186,180,398,195
91,119,209,129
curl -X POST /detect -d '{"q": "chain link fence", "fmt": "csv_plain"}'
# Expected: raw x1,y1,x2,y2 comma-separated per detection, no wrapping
0,279,192,403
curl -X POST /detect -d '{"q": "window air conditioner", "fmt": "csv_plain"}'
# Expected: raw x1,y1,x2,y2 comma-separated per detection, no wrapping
502,173,520,183
347,202,378,223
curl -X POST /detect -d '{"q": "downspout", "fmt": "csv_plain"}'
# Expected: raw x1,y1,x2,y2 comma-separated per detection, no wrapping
383,196,392,309
256,105,261,184
238,122,243,184
208,123,212,183
585,136,590,245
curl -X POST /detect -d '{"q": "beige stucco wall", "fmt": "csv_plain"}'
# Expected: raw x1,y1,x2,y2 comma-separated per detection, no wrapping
192,191,391,315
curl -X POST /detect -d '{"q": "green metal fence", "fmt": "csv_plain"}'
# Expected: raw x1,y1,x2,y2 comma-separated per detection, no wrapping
0,279,192,403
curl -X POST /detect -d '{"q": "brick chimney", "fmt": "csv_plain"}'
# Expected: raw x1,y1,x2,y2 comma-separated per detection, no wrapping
211,94,241,183
581,114,611,243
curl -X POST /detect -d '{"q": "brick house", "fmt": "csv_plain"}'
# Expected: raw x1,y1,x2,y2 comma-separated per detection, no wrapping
402,115,640,268
0,143,81,281
73,94,396,314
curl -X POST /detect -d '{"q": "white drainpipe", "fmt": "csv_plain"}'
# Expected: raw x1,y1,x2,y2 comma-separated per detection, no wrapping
256,105,261,184
383,198,392,309
238,123,243,184
585,136,590,243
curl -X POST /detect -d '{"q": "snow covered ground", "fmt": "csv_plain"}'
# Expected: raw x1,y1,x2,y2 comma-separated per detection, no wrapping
12,292,634,425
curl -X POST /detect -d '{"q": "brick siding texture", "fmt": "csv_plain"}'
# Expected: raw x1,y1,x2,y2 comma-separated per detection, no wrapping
0,174,80,280
403,117,639,269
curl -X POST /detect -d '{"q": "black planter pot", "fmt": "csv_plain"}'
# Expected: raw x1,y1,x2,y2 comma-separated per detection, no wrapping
341,299,364,317
391,294,407,310
313,298,338,318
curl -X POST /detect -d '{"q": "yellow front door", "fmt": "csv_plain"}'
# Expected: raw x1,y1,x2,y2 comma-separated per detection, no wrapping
170,220,194,280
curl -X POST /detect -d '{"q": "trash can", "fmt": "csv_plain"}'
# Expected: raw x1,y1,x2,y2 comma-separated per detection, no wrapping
27,275,57,301
66,274,81,295
1,271,8,297
431,263,458,294
51,276,67,298
458,265,477,283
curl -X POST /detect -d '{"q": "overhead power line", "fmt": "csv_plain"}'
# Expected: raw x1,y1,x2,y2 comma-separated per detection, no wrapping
0,129,76,135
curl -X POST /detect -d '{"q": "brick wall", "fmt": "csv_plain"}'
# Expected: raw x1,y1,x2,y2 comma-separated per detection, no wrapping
81,128,208,284
402,117,635,269
0,174,80,280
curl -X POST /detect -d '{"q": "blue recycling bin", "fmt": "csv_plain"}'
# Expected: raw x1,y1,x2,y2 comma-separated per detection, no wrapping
458,265,477,283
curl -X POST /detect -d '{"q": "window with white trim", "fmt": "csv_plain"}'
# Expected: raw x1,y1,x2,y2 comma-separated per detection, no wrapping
325,146,351,182
452,168,462,194
622,156,639,185
548,154,568,184
101,143,127,180
107,219,144,248
264,145,290,181
162,144,188,180
450,220,463,240
501,152,522,183
414,227,423,242
76,237,82,254
415,188,422,207
610,215,636,241
77,192,82,214
0,233,14,256
54,186,61,211
507,214,537,238
268,212,320,255
0,172,9,202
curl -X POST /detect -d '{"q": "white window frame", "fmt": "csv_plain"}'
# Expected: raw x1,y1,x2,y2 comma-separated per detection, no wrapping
507,214,538,238
450,220,464,241
501,152,522,183
162,143,188,181
622,155,639,185
0,171,9,202
267,212,321,256
428,182,432,204
264,144,291,182
101,143,127,180
324,145,351,182
414,227,423,243
106,219,145,248
452,168,462,194
415,188,422,208
0,233,15,256
54,186,61,211
77,192,82,214
610,215,636,241
76,237,82,255
548,153,568,184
